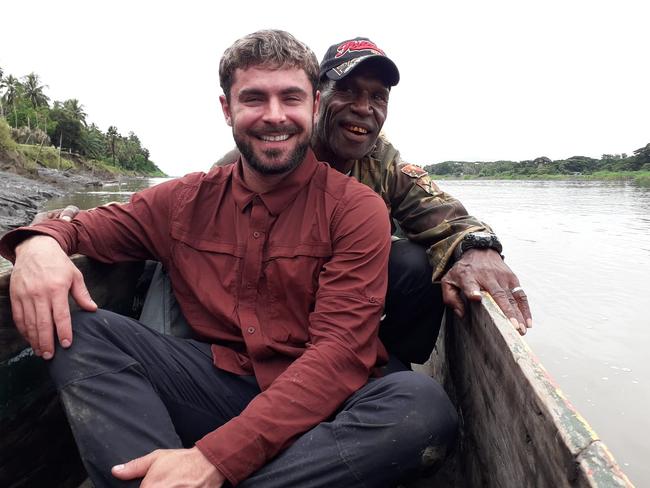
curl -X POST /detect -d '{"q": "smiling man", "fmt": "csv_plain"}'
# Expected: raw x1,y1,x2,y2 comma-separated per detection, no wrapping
310,37,532,365
0,30,458,487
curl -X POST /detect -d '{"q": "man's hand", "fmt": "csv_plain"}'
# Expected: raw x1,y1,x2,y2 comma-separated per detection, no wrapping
11,235,97,358
30,205,80,225
112,447,225,487
441,248,532,335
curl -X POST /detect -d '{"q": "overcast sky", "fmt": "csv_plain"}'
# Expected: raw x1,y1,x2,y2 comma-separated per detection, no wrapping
2,0,648,176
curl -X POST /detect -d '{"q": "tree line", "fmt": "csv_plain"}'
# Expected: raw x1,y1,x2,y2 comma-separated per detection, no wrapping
424,146,650,178
0,67,162,175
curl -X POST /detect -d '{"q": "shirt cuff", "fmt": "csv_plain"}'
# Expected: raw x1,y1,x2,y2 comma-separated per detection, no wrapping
195,419,266,486
0,228,67,263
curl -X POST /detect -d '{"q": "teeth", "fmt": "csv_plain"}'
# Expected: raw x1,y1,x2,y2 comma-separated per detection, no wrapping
347,125,368,134
260,134,290,142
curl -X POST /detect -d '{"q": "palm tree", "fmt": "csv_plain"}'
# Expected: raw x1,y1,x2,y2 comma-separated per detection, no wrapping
1,75,22,127
63,99,87,126
21,72,50,109
0,67,5,118
107,125,119,164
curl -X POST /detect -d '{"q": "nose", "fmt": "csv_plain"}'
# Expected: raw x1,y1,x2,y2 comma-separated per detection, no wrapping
350,92,373,116
262,97,287,124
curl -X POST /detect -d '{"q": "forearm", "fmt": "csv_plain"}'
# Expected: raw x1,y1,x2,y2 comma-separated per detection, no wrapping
1,187,172,265
391,188,492,280
406,216,492,281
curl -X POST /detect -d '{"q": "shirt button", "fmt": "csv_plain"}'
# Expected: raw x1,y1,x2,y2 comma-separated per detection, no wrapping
253,231,261,238
247,326,256,334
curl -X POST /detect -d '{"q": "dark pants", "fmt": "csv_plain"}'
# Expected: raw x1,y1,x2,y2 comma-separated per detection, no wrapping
49,310,458,488
380,239,444,365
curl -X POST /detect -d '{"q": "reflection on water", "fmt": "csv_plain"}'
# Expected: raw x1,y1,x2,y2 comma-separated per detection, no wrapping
1,177,649,484
43,177,171,211
439,179,650,485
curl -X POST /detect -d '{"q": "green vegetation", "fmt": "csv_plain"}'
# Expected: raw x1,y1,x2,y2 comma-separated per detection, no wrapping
0,119,16,151
16,144,75,171
0,67,164,176
425,146,650,186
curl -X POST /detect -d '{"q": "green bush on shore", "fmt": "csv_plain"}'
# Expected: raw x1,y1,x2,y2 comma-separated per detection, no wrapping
633,173,650,187
16,144,74,170
0,119,17,151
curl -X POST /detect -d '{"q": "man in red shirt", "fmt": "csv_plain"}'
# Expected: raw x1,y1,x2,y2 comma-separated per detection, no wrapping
0,30,457,487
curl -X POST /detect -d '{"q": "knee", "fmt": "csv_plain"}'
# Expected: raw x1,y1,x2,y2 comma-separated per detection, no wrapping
59,308,122,338
48,309,134,388
384,372,458,450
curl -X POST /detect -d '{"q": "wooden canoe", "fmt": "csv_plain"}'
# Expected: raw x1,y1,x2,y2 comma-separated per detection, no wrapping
0,257,634,487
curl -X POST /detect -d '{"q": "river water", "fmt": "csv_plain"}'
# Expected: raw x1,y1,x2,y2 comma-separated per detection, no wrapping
1,177,648,485
441,179,650,486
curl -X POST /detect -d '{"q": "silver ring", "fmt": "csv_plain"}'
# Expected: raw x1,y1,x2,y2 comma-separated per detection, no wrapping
511,286,524,294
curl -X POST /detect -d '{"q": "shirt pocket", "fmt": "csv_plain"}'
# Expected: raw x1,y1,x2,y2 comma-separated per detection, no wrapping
262,243,331,346
169,226,242,327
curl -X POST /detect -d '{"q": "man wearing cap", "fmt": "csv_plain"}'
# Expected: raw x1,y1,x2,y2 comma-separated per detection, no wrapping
214,37,532,366
314,37,532,365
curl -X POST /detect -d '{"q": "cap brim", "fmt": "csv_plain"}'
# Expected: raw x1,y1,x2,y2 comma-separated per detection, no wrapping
324,55,400,86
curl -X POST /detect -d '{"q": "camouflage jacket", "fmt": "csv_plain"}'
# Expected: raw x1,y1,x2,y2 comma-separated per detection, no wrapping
213,137,491,280
350,135,491,280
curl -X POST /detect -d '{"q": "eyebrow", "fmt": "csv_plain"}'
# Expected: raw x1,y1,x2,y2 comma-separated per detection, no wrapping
238,86,308,99
280,87,308,96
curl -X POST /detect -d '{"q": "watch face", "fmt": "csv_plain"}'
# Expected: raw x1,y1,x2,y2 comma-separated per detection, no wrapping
469,231,493,241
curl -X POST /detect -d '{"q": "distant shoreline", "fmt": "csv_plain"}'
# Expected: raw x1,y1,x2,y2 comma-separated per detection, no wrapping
430,171,650,186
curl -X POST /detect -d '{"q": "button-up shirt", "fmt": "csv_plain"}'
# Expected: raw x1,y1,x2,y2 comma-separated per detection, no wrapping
0,149,391,485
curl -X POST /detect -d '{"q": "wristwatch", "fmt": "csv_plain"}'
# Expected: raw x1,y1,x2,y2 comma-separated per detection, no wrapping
454,231,503,261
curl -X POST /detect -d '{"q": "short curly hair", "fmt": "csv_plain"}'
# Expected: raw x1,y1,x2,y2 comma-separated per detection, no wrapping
219,29,319,101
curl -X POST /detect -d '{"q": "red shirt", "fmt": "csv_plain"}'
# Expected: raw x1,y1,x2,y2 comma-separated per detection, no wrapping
0,150,391,485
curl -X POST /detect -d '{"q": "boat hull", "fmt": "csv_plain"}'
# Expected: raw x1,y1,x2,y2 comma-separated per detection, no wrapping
0,257,146,488
0,259,633,487
416,294,632,487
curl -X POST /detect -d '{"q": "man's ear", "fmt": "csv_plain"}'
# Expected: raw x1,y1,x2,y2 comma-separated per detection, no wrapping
219,95,233,127
313,90,321,125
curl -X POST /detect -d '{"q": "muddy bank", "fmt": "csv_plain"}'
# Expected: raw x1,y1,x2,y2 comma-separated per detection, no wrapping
0,168,104,233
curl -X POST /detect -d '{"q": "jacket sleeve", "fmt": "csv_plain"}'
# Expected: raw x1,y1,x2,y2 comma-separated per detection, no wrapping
0,177,184,266
385,148,492,280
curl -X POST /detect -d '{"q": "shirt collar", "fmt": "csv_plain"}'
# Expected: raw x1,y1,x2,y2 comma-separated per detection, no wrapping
231,148,319,215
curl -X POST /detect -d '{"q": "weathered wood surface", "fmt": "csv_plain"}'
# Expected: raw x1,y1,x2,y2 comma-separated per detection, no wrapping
0,257,145,488
417,293,633,488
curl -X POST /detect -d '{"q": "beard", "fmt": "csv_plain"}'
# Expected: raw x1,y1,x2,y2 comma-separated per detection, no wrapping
234,125,310,176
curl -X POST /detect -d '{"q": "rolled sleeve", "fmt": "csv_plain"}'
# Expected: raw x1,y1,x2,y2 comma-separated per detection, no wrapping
0,179,181,264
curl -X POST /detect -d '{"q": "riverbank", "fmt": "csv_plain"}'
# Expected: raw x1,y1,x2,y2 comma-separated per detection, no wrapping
0,146,117,232
0,140,165,233
0,167,108,232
